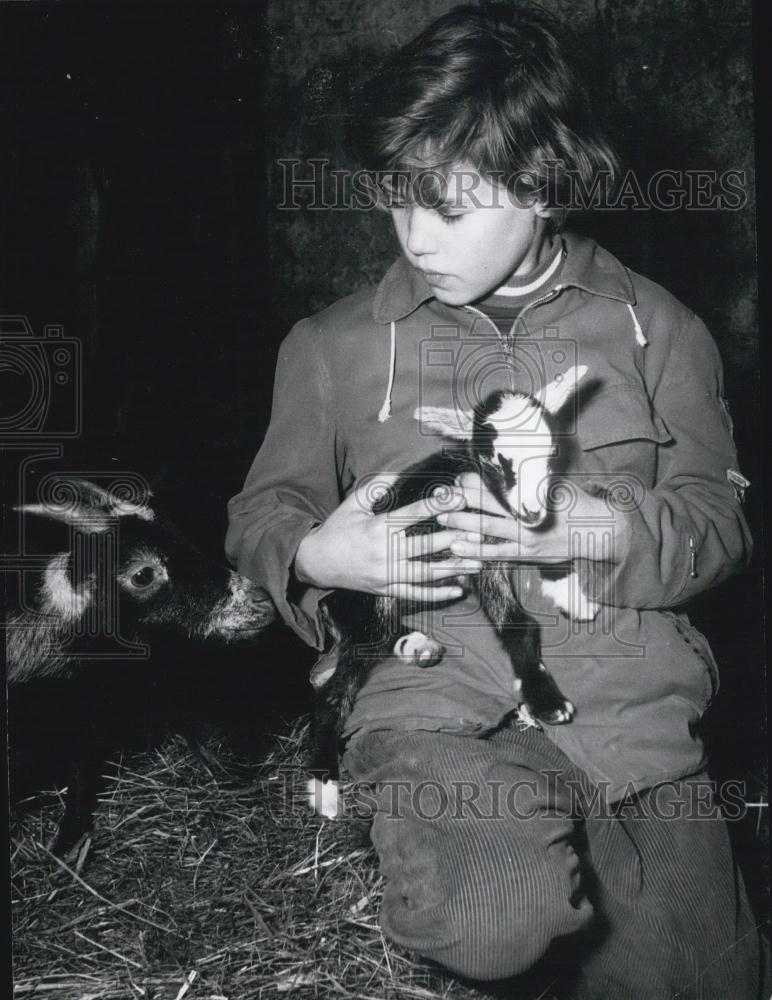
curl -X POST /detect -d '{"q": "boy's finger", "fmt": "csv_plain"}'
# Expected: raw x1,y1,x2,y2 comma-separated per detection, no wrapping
450,539,570,563
393,560,481,586
455,472,510,517
438,509,516,539
455,471,483,492
422,557,482,578
403,529,467,556
384,583,465,603
391,557,480,586
391,488,466,525
449,539,521,559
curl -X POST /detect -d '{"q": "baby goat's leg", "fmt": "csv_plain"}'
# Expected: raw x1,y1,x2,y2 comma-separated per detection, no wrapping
480,566,574,725
308,686,343,817
309,597,429,817
308,650,362,818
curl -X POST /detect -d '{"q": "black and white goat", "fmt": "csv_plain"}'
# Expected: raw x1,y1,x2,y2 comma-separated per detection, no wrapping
7,478,276,854
309,365,598,817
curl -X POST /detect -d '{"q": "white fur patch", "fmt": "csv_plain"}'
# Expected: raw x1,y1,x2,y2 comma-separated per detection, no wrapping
413,405,474,440
227,570,252,603
540,572,600,622
17,503,110,532
487,392,544,434
306,777,340,819
111,500,154,521
540,365,588,415
204,571,274,637
485,394,553,522
42,553,92,622
394,631,443,665
17,492,155,529
221,571,258,629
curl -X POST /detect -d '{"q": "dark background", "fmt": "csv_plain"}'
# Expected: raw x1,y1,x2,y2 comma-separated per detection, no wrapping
1,0,765,904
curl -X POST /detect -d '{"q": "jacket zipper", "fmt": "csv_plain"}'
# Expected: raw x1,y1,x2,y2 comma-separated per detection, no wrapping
464,283,566,352
508,283,565,351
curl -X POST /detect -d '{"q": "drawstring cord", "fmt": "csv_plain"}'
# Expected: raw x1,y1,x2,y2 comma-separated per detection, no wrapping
627,302,648,347
377,320,397,423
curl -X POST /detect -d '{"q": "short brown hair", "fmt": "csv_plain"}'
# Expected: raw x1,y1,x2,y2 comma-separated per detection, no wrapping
358,2,618,216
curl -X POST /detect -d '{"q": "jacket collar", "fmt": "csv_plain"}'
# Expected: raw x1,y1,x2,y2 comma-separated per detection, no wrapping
371,230,636,324
372,254,435,324
558,231,636,305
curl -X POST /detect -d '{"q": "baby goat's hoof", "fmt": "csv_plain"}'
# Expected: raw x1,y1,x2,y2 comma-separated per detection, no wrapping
520,663,575,727
537,700,575,725
394,631,444,667
306,776,340,819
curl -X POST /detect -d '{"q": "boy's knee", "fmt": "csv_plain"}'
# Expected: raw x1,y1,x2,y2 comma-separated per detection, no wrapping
374,812,593,981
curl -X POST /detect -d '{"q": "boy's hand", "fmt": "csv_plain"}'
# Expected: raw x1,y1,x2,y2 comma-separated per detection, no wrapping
439,473,625,564
293,475,483,601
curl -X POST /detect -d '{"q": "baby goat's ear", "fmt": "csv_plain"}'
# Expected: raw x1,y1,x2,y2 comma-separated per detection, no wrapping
413,406,474,441
15,478,155,531
541,365,588,415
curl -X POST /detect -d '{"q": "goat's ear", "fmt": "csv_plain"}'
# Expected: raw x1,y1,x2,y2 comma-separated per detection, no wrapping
413,406,475,441
541,365,588,415
15,478,154,529
64,478,155,520
15,500,112,532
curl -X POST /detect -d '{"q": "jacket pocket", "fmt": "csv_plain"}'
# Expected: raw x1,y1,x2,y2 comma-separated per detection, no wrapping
661,610,721,707
579,384,672,451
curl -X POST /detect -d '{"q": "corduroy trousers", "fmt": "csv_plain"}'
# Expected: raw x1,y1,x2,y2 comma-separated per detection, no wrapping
343,723,769,998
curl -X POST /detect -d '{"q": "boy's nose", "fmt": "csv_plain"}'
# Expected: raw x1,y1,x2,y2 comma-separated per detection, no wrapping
406,206,438,257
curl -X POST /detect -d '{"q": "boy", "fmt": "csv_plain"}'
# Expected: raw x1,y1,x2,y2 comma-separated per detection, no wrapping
226,4,768,995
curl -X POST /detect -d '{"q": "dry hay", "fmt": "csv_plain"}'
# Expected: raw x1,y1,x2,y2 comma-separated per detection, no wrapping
10,721,501,1000
11,719,767,998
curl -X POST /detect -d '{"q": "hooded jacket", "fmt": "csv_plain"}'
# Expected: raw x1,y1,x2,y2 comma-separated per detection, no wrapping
226,231,752,800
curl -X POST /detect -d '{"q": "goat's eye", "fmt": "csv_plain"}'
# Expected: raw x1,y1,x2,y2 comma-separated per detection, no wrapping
130,566,156,588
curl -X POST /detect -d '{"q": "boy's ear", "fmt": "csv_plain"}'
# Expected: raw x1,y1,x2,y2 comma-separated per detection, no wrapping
533,201,554,220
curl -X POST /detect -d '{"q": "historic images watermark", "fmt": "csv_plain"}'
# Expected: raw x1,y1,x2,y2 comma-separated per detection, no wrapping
285,769,758,825
276,159,748,213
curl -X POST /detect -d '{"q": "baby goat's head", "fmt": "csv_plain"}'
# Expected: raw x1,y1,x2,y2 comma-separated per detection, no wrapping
415,365,587,525
9,479,275,683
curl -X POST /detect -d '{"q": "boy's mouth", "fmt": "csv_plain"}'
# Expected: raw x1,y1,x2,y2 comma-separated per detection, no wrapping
420,269,452,285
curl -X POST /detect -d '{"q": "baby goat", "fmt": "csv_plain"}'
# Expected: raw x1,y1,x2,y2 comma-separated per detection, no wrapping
309,366,597,816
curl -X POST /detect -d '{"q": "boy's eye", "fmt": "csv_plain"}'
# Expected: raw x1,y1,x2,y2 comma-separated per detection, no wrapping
438,212,463,225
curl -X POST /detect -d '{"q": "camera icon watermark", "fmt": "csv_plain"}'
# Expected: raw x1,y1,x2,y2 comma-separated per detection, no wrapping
0,315,82,440
416,321,582,437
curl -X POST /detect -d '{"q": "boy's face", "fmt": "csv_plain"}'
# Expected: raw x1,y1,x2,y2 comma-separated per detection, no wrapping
389,164,550,306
